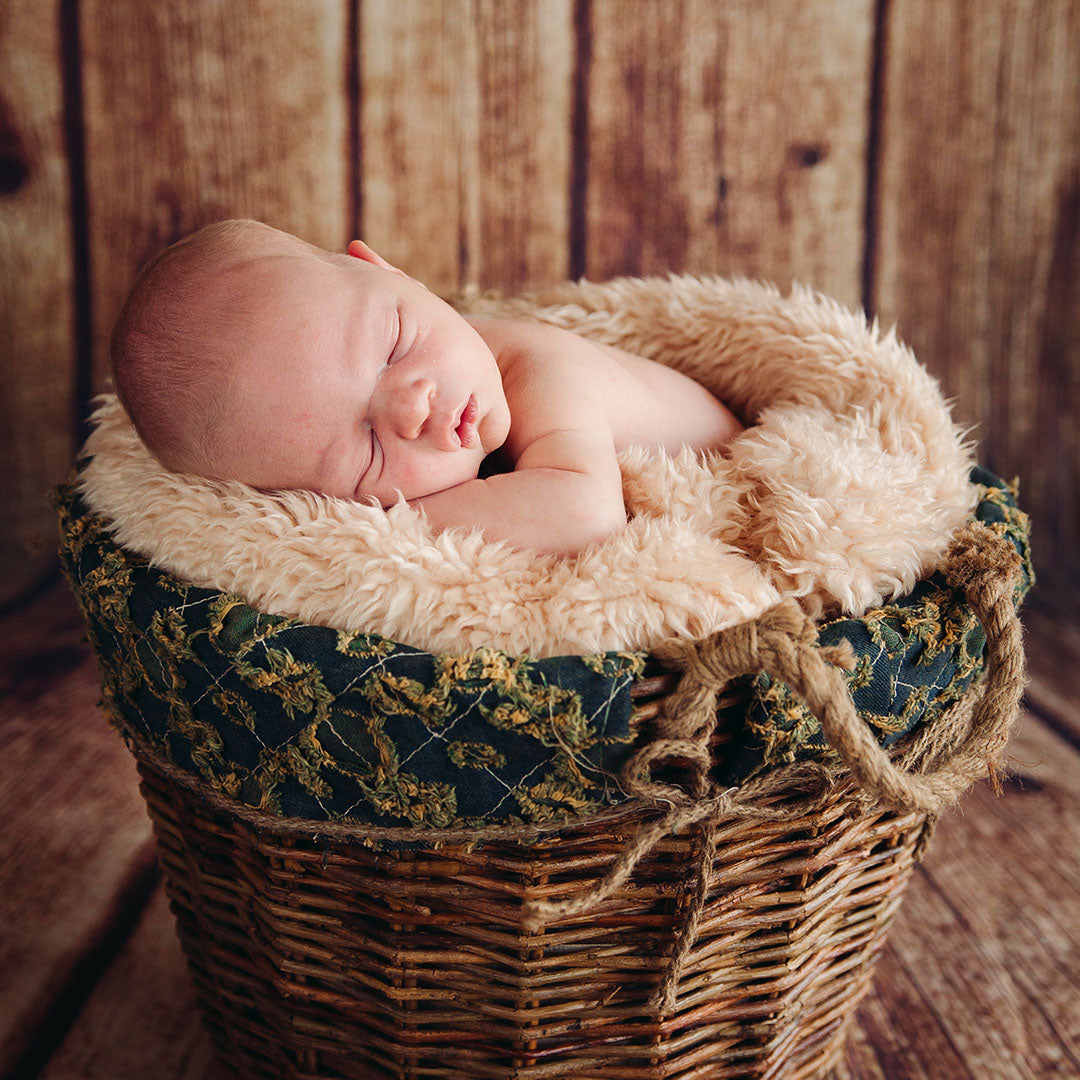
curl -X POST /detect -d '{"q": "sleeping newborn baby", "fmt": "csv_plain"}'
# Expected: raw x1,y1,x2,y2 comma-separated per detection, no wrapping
111,219,743,555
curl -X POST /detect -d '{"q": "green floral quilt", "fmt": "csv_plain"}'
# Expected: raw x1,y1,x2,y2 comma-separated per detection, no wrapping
54,466,1031,830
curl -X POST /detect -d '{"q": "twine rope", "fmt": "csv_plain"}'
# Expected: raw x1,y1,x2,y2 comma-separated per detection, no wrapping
520,521,1026,1013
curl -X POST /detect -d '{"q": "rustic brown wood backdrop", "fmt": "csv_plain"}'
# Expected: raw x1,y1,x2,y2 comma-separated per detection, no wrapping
2,0,1077,611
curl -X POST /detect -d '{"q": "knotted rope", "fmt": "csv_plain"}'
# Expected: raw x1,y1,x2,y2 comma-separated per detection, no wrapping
521,521,1026,1014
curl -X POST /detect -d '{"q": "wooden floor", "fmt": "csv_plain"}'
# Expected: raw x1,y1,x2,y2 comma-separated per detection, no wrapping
2,582,1078,1080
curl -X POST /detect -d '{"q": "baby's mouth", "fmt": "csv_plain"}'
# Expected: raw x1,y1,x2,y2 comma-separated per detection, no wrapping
455,395,479,448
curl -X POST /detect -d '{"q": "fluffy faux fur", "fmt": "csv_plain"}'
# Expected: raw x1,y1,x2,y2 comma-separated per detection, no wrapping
79,275,976,658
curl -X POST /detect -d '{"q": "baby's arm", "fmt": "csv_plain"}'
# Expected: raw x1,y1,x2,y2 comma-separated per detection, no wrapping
411,428,625,556
411,318,743,555
412,322,631,555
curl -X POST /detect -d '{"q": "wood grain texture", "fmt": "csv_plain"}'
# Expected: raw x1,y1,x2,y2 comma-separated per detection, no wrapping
873,0,1080,603
79,0,351,391
584,0,873,306
40,886,224,1080
0,0,75,606
837,712,1080,1079
360,0,573,293
0,585,153,1075
1022,599,1080,748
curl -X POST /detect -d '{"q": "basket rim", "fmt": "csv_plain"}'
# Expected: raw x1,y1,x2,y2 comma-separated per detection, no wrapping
123,715,907,847
54,467,1032,834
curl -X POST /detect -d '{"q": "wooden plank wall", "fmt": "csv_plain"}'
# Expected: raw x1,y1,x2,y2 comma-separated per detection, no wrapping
875,0,1080,610
1,1,76,609
3,0,1077,611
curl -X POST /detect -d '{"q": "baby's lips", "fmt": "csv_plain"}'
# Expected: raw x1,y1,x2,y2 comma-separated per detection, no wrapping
455,395,479,448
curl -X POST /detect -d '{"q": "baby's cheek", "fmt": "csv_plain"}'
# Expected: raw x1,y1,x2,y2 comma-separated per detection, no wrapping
391,457,430,500
420,456,472,499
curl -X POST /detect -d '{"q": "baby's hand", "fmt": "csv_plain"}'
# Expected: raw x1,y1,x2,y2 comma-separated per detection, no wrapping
412,428,625,555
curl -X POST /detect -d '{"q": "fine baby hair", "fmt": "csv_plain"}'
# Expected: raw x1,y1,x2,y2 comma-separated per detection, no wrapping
110,219,282,477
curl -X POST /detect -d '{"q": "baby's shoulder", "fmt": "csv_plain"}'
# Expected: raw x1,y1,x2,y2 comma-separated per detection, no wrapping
469,315,586,360
470,317,627,391
469,318,622,457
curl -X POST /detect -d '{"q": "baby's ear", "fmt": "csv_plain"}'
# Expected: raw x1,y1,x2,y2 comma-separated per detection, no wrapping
346,240,407,277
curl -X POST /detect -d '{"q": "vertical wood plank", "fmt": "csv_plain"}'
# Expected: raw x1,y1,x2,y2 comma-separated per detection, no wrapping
474,0,574,291
360,0,478,291
0,0,75,606
874,0,1080,600
360,0,573,294
585,0,874,306
80,0,351,392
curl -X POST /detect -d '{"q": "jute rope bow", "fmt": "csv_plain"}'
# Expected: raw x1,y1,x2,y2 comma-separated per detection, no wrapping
521,521,1026,1014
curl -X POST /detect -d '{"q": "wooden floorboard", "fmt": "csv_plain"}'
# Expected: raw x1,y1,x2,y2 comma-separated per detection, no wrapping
38,886,223,1080
836,707,1080,1079
3,583,1077,1079
1018,599,1080,749
0,583,156,1078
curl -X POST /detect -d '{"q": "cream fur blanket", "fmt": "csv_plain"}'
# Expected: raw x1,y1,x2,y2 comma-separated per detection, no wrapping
79,275,976,658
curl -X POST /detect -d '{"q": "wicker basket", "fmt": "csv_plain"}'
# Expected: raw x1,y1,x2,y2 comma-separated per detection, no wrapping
132,692,928,1080
57,481,1030,1079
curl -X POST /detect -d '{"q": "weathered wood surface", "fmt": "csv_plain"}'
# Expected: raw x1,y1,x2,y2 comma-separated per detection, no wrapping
873,0,1080,606
0,0,77,607
837,715,1080,1079
1021,601,1080,749
38,888,224,1080
0,585,154,1079
585,0,874,307
78,0,351,391
2,585,1077,1079
360,0,574,294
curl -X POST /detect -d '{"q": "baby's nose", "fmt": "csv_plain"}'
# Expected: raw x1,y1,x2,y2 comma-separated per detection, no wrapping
382,374,434,440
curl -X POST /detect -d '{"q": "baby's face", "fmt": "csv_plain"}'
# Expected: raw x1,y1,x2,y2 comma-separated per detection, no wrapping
206,244,511,505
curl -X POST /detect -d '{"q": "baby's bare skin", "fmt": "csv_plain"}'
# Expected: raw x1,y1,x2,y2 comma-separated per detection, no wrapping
114,221,743,556
415,317,743,553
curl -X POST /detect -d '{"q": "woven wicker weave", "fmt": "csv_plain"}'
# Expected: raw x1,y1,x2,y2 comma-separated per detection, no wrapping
131,683,929,1080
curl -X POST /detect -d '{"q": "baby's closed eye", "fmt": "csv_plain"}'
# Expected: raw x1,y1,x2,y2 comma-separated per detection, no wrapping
388,305,403,363
353,428,380,497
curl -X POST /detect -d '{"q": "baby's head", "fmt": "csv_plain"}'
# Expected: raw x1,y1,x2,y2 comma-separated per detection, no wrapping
112,219,511,504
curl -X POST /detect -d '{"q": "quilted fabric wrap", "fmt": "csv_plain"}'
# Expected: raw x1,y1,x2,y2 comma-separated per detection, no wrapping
54,466,1031,830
